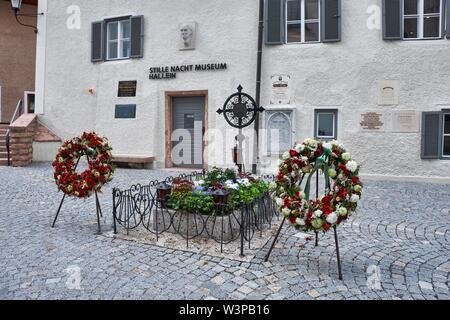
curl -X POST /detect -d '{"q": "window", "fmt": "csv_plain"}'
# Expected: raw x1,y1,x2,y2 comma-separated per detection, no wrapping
92,16,144,62
266,110,293,154
315,109,338,140
442,113,450,157
115,104,136,119
107,19,131,60
403,0,442,39
286,0,320,43
421,110,450,159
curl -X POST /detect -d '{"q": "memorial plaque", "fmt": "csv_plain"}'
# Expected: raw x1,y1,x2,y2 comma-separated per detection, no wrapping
118,81,137,97
378,80,399,105
270,75,291,105
266,110,292,154
392,111,418,133
360,112,385,131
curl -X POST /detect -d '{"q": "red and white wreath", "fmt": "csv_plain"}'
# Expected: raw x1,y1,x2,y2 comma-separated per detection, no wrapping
52,132,114,198
270,138,362,233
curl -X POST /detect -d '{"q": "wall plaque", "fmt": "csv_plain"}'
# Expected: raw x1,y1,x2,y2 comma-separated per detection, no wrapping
118,81,137,97
392,111,418,132
360,112,385,131
378,80,399,105
270,75,291,105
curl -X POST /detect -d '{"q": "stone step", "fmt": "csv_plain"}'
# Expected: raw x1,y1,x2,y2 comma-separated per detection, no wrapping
0,146,7,152
0,159,8,166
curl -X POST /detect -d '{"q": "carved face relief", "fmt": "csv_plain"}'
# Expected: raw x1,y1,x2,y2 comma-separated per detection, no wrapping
179,22,196,50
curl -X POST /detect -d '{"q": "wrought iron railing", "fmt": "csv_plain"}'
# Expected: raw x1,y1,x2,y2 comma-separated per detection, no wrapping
5,99,23,166
112,172,279,256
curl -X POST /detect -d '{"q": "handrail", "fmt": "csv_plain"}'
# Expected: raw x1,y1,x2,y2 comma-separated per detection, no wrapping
6,100,23,166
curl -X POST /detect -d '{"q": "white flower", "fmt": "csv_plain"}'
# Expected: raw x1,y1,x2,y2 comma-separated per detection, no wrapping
342,152,351,161
295,144,305,153
326,212,338,224
314,210,323,218
282,207,291,217
345,160,358,173
275,198,284,206
282,152,290,160
198,180,205,186
338,207,348,217
304,138,318,147
328,168,337,178
350,194,360,203
269,181,277,189
337,174,345,181
323,142,332,151
296,218,306,226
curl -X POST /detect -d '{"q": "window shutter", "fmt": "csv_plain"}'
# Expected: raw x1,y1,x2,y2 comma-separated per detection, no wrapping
446,0,450,38
321,0,341,42
265,0,285,44
130,16,144,58
421,112,442,159
382,0,402,40
91,21,104,62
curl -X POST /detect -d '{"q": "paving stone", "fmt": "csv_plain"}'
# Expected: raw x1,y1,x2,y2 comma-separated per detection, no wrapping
1,164,450,300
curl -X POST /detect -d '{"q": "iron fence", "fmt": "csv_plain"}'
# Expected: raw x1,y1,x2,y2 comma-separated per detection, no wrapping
112,172,279,256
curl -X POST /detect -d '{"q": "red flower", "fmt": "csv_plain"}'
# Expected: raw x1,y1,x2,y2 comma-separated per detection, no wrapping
323,223,331,231
290,149,298,157
289,216,297,224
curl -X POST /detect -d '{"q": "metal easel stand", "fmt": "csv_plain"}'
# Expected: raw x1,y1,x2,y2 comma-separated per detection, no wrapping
263,170,343,280
51,154,103,234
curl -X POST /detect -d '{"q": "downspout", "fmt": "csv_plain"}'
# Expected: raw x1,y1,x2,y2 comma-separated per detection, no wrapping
252,0,264,174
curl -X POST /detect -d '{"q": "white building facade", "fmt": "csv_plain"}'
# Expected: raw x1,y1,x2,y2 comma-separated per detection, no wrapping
35,0,450,180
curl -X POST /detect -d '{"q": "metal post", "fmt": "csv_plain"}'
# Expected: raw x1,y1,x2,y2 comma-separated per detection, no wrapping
186,210,189,249
240,203,245,257
112,189,117,234
252,0,264,174
220,206,224,253
334,226,343,280
264,217,286,262
94,190,102,234
51,194,66,228
315,231,319,247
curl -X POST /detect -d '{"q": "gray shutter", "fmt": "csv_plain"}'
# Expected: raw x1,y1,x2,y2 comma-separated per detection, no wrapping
91,21,104,62
321,0,341,42
446,0,450,38
130,16,144,58
383,0,403,40
421,112,442,159
265,0,285,44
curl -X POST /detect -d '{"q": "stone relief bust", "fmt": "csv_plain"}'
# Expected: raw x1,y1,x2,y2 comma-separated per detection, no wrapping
179,22,197,50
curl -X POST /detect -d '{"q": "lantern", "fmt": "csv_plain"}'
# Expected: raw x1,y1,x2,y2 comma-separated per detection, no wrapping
156,181,172,202
212,188,230,206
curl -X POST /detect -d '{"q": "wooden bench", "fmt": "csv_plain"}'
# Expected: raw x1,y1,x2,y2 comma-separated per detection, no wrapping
112,154,155,169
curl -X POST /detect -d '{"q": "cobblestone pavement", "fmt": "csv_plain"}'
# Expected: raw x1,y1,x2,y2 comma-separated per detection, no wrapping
1,163,450,300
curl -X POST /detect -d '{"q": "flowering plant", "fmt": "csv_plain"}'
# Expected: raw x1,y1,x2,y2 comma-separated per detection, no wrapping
166,167,268,215
270,138,362,233
52,132,114,198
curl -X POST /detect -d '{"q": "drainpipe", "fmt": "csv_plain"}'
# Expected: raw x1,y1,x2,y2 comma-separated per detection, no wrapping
252,0,264,174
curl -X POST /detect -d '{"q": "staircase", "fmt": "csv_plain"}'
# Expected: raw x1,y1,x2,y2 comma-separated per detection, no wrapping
0,124,9,166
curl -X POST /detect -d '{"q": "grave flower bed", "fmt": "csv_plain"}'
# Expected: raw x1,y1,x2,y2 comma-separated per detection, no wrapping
166,167,269,215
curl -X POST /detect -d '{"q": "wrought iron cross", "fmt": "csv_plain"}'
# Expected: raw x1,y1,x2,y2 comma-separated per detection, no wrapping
217,85,265,129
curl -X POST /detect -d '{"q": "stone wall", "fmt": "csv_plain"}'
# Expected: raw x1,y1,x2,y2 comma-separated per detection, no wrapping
9,114,37,167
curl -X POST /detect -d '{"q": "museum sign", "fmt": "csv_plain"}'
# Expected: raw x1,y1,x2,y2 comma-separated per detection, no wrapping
149,63,227,80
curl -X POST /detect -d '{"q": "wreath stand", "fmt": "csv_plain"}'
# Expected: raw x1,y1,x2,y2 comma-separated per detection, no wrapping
264,159,344,280
51,153,103,234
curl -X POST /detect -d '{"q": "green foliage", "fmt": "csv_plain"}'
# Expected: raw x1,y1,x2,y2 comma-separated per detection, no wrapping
228,179,269,209
167,190,215,215
203,167,236,186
